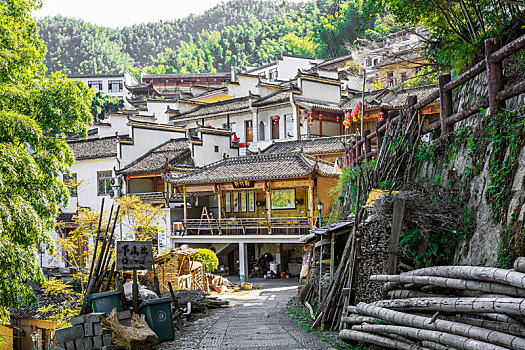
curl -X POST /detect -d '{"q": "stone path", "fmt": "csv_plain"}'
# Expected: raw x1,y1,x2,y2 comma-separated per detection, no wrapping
158,279,331,350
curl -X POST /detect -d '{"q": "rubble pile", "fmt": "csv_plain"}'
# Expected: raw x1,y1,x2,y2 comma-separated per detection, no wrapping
165,290,229,313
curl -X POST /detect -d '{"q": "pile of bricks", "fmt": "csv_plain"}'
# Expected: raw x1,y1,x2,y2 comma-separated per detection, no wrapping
55,311,132,350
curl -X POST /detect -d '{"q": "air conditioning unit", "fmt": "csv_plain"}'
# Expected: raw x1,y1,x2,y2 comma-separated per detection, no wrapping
110,188,121,198
110,175,123,187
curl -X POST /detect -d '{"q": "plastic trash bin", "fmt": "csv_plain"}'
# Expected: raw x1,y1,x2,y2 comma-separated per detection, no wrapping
138,298,175,341
89,290,122,314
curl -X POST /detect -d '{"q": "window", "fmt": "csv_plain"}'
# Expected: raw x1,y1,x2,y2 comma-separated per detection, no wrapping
258,121,265,141
366,57,372,67
64,173,78,197
108,80,123,92
240,192,247,212
232,192,239,212
387,71,394,87
88,80,103,91
373,58,379,66
245,120,253,143
224,193,231,213
401,72,407,81
271,117,280,140
269,68,278,81
214,145,219,152
97,171,112,196
248,191,255,212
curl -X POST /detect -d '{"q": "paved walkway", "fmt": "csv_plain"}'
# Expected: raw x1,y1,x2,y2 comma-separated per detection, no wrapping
158,279,331,350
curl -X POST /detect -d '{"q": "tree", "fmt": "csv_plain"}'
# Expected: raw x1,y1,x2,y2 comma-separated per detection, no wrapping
114,195,166,243
195,249,219,272
90,91,124,121
0,0,93,323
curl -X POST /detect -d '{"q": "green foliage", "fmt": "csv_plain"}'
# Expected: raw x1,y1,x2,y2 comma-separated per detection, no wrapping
38,279,82,328
335,160,377,214
382,0,525,73
485,109,525,219
90,91,124,120
0,0,93,323
195,248,219,272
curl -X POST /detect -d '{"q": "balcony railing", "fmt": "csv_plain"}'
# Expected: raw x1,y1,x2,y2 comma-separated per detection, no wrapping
182,217,312,235
130,192,166,205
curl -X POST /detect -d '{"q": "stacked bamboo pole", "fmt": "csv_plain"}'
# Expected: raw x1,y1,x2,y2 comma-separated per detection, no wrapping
339,259,525,349
80,201,121,314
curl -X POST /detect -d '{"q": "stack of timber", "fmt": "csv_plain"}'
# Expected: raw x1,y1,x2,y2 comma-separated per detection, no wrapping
144,245,206,292
339,258,525,349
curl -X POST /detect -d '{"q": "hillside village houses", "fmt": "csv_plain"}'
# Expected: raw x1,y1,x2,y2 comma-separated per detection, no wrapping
46,29,439,280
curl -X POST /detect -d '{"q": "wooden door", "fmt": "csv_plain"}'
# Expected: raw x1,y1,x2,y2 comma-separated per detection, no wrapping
272,120,280,139
245,120,253,142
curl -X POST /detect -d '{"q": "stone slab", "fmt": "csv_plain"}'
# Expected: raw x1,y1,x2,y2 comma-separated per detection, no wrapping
56,325,84,343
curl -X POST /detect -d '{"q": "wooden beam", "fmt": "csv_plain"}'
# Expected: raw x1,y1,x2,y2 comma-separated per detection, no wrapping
387,199,406,275
218,187,222,220
439,74,452,135
183,185,188,221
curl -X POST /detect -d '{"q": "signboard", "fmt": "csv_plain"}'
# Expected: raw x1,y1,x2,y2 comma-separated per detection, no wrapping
116,241,153,271
232,180,254,188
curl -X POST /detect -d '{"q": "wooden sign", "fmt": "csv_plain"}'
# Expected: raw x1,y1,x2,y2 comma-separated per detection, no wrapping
116,241,153,271
232,180,254,188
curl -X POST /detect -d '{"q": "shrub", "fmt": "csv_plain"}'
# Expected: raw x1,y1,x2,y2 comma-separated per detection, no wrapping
195,248,219,272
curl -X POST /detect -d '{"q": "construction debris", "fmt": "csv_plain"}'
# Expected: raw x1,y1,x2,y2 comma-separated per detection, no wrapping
166,290,229,313
101,309,159,350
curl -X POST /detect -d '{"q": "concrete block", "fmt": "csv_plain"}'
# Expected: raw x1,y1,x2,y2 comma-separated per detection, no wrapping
83,336,93,349
120,318,131,327
93,322,102,336
56,325,84,343
84,322,93,337
102,346,117,350
74,338,85,350
93,335,103,349
55,343,66,350
70,315,85,326
102,333,112,346
85,312,105,323
117,310,131,320
65,341,75,350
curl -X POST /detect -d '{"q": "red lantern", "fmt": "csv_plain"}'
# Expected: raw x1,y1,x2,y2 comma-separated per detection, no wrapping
174,187,178,194
379,111,384,117
308,116,313,122
213,185,218,193
318,113,323,120
428,108,433,113
308,111,312,116
308,122,313,127
379,117,385,122
272,115,280,123
364,114,369,119
263,181,268,190
336,116,340,122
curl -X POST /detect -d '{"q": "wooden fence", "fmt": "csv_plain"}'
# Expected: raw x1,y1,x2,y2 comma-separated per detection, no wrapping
343,34,525,167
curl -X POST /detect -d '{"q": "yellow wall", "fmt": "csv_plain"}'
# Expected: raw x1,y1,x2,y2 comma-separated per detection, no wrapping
0,325,13,350
317,176,339,217
193,94,232,103
377,58,425,88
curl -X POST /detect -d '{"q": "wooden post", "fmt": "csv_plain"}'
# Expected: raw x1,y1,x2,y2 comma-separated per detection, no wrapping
387,199,405,275
407,95,418,121
355,136,361,160
485,38,505,116
376,122,383,152
319,243,323,305
267,183,272,233
387,110,396,123
218,187,222,220
183,185,187,221
438,74,453,135
308,179,314,227
363,129,371,159
330,232,335,282
132,270,139,312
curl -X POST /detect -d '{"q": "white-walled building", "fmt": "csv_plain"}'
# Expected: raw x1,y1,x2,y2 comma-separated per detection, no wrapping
69,69,138,107
243,53,323,82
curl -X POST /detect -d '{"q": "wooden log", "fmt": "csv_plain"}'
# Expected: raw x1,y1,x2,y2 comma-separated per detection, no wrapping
102,262,116,292
370,274,525,297
363,129,371,160
339,329,431,350
412,90,440,111
496,80,525,103
420,340,458,350
439,74,452,135
356,302,525,349
480,313,524,325
371,297,525,316
86,198,105,293
388,290,448,299
341,315,381,325
387,200,406,275
404,266,525,290
352,324,507,350
490,33,525,63
485,38,505,116
443,60,486,93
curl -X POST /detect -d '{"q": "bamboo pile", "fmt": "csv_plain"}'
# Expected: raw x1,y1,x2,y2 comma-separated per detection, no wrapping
80,199,121,314
339,259,525,349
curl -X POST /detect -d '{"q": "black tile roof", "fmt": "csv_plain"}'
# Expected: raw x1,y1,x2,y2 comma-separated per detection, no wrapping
263,136,350,155
57,212,76,223
170,96,252,122
117,139,195,175
68,136,117,161
164,152,337,185
252,90,291,107
340,85,438,110
295,97,343,113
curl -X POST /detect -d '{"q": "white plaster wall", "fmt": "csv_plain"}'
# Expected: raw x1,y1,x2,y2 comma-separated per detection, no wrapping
120,127,187,166
278,56,321,81
146,101,178,124
193,132,239,167
229,76,259,97
299,79,341,103
72,75,133,107
255,106,294,143
317,70,339,80
97,114,131,137
342,75,364,91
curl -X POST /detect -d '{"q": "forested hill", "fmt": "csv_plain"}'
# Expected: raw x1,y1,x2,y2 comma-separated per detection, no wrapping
38,0,312,75
37,0,394,76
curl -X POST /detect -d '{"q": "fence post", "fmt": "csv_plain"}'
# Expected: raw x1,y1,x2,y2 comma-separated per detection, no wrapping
363,129,371,160
407,95,418,121
387,199,406,275
355,136,361,161
376,121,383,152
485,38,505,116
438,74,452,135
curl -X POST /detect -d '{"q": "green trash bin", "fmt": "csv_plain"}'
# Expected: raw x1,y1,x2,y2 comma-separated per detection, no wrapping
89,290,121,314
138,298,174,341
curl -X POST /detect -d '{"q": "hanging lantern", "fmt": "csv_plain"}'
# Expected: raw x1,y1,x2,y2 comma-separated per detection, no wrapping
272,115,280,123
336,116,340,122
213,185,218,193
308,122,313,127
263,181,268,190
308,116,313,122
428,108,433,113
308,111,313,116
364,114,369,119
318,113,323,120
353,116,358,123
379,117,385,122
345,112,351,120
174,187,178,194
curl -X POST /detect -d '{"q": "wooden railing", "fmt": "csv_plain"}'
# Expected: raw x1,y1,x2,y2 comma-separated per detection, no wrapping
343,34,525,167
130,192,166,205
182,217,312,235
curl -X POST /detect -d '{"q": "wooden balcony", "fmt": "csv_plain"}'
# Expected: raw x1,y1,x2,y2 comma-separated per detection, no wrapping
182,217,312,235
130,192,166,205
